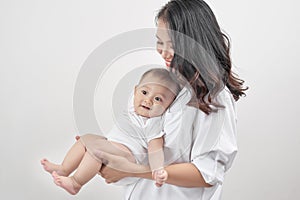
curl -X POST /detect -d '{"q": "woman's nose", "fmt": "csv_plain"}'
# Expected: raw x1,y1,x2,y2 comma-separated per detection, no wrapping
160,49,172,60
157,45,173,60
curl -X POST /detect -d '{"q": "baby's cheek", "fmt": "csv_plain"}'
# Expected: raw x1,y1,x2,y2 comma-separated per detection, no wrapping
150,105,165,117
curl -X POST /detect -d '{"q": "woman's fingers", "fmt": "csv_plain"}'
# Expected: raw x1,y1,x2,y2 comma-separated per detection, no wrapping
99,165,110,178
99,165,124,183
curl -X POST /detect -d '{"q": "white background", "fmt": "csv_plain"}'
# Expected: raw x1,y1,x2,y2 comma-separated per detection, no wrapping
1,0,299,199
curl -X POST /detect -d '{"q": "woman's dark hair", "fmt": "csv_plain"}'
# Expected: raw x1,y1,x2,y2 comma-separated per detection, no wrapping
156,0,248,114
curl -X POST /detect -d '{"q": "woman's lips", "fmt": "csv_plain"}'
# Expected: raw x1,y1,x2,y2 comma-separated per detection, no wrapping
165,60,171,67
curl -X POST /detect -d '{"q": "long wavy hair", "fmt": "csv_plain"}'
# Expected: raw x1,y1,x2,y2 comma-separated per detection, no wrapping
156,0,248,114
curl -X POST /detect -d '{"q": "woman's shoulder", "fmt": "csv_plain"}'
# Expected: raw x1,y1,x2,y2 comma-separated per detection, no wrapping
193,87,237,121
216,86,234,101
217,86,236,110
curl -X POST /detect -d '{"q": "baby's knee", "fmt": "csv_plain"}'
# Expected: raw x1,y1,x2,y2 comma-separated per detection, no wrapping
81,133,105,140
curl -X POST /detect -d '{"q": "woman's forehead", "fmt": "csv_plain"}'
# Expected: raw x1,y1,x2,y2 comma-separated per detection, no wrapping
156,20,171,41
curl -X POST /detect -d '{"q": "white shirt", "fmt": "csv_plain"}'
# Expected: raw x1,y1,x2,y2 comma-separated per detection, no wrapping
107,95,166,165
123,86,238,200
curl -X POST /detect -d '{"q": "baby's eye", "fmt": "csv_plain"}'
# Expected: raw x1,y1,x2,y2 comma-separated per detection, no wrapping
154,97,162,102
141,90,147,95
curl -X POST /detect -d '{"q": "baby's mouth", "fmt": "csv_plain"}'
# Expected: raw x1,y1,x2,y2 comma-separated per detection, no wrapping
141,105,151,110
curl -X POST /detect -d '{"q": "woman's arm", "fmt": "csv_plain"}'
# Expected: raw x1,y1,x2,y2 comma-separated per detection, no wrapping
164,163,211,187
127,163,211,187
98,151,211,188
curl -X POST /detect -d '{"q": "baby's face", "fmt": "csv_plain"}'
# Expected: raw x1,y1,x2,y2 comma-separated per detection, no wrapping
134,83,176,118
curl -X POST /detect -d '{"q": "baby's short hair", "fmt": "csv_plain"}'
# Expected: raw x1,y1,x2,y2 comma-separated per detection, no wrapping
138,68,181,96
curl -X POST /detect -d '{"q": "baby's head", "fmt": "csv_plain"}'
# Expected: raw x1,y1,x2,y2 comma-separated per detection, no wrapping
134,68,180,118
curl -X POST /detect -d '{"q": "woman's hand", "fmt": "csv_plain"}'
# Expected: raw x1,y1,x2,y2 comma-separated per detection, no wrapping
99,165,128,183
96,151,135,184
96,151,151,182
95,151,149,173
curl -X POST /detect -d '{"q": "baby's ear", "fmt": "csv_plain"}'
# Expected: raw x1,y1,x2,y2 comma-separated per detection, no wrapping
134,85,137,93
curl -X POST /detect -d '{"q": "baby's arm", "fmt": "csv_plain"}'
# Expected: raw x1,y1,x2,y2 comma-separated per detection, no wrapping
148,137,168,187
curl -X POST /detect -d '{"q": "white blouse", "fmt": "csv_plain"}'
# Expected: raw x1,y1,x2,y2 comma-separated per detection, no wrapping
123,86,238,200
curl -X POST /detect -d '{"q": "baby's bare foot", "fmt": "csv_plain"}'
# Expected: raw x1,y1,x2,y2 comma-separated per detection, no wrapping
52,171,81,195
40,159,59,173
41,158,67,176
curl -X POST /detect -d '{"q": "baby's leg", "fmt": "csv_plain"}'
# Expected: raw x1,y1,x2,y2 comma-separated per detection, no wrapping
88,139,135,163
52,151,102,195
41,138,86,176
107,141,135,163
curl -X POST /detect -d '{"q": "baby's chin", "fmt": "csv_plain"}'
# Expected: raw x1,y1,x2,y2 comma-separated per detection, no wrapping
136,110,164,118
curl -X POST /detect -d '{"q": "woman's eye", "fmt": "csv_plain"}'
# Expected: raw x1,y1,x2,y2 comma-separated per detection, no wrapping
154,97,162,102
156,41,163,45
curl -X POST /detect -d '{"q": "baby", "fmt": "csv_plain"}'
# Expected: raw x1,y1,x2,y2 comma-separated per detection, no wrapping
41,68,180,195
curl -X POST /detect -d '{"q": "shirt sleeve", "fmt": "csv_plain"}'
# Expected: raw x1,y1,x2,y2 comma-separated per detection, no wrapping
191,89,238,185
144,116,165,143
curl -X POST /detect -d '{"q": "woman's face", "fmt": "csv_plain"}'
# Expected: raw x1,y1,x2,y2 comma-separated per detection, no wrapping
156,19,174,67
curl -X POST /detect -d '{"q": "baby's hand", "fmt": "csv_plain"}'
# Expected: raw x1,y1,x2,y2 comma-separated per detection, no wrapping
152,168,168,187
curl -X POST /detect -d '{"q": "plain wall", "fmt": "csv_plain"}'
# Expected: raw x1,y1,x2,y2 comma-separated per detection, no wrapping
0,0,299,199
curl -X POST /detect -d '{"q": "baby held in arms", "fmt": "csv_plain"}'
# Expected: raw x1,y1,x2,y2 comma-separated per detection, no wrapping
41,68,180,195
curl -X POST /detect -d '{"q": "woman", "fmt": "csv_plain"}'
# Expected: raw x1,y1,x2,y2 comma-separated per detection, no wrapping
98,0,247,199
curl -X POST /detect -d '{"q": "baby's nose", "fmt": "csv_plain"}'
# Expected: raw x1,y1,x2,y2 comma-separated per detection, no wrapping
144,99,152,106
